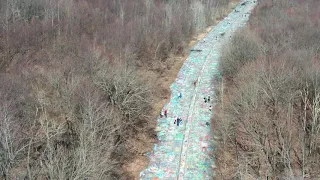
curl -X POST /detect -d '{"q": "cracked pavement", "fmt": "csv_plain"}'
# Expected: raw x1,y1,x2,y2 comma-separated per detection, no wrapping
140,1,257,179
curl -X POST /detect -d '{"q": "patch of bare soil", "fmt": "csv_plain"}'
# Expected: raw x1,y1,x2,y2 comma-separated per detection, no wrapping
124,1,240,179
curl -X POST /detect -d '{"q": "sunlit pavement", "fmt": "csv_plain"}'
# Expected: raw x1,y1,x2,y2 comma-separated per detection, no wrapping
140,1,257,179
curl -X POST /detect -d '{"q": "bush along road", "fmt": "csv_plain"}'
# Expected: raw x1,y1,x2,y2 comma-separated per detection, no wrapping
140,1,257,179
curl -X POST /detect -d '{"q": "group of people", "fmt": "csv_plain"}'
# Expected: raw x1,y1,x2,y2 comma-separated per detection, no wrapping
159,92,184,127
204,96,213,111
174,93,183,126
174,117,183,127
159,92,213,127
204,96,210,103
160,109,167,118
160,111,183,127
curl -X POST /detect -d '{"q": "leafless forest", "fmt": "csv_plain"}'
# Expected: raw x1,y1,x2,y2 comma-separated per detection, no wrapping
0,0,231,179
213,0,320,179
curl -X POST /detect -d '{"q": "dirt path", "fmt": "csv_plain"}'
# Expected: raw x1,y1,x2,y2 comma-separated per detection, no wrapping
139,1,257,179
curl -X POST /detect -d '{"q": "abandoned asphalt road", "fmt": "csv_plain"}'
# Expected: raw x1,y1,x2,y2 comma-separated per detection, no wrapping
140,1,257,179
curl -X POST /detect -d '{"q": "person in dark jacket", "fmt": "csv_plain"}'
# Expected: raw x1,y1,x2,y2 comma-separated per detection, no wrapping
177,118,182,126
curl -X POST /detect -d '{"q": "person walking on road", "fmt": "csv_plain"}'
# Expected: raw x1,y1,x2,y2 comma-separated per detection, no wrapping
160,111,164,118
164,109,167,118
201,141,208,152
177,118,182,126
178,92,182,98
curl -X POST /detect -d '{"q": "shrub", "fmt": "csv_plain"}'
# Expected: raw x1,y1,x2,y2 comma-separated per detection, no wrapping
214,0,320,178
219,28,263,79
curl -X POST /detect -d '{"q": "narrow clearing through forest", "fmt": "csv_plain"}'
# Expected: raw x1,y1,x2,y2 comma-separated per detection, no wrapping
140,1,257,179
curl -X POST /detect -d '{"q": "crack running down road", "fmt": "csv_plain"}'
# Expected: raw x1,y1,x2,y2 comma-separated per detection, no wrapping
140,1,257,179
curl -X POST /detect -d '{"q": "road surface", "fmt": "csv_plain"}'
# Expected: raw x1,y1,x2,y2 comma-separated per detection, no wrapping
140,1,257,179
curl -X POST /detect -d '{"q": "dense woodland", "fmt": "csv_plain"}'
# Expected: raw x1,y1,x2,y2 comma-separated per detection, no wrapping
214,0,320,179
0,0,231,179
